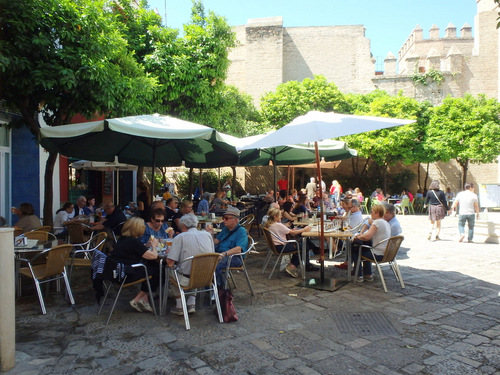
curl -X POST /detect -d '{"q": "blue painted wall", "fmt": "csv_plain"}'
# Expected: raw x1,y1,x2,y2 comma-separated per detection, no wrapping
11,126,40,222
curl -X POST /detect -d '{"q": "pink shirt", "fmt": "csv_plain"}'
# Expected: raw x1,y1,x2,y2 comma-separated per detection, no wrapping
268,222,291,245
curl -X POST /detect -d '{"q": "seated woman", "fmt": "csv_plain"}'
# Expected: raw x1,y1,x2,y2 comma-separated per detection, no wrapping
281,201,297,226
108,217,159,313
85,195,97,215
53,201,76,238
171,200,193,235
351,204,391,282
12,202,42,233
292,194,310,216
210,190,228,213
139,208,174,243
264,208,318,278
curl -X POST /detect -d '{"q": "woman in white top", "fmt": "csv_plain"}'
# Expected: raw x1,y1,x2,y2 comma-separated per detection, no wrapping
351,204,391,282
53,202,75,237
264,208,317,278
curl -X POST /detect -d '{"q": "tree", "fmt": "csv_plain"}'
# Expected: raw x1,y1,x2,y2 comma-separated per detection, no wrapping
342,93,425,193
259,75,350,128
426,94,500,186
143,0,237,122
0,0,157,224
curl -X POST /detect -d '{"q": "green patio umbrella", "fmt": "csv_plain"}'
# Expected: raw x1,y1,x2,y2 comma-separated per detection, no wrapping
40,114,242,197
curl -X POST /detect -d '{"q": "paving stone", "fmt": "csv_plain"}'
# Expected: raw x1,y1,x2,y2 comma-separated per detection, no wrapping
421,344,449,356
344,338,371,349
450,353,482,368
463,333,490,346
423,355,446,365
303,349,335,361
401,363,425,374
295,365,322,375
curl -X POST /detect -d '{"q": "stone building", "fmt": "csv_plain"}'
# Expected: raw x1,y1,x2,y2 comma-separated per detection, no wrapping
226,0,500,193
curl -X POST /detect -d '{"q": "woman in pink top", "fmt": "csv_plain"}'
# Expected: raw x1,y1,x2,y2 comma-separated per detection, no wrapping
264,208,318,278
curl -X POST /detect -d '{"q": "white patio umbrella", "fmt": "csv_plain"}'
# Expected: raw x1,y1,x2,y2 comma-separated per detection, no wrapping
237,111,416,288
70,157,138,205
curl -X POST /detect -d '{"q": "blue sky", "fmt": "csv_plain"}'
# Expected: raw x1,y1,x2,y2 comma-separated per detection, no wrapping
147,0,477,68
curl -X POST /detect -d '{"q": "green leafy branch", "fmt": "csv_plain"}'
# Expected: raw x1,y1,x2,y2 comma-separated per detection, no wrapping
412,69,444,86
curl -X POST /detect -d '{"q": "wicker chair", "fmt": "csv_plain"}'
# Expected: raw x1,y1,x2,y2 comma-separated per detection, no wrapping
18,244,75,314
35,225,53,233
261,226,302,279
354,235,405,293
170,253,223,330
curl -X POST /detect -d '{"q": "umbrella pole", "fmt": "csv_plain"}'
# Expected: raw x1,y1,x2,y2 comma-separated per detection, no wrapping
286,166,290,197
315,142,325,283
151,144,157,201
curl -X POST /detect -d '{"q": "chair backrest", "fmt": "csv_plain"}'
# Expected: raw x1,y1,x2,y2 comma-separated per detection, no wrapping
381,235,404,263
400,198,410,207
185,253,221,289
24,230,51,241
40,244,73,278
36,226,53,233
262,227,280,256
240,214,255,233
65,222,87,244
90,232,108,251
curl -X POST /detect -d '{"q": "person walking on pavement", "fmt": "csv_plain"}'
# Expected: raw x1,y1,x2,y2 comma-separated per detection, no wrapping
423,180,449,241
452,182,480,243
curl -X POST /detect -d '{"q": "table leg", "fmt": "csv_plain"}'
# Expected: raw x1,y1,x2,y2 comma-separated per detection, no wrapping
346,238,352,282
302,237,307,280
162,267,170,315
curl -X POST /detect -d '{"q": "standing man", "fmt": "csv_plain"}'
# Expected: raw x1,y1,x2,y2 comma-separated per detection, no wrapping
277,175,288,199
167,214,214,315
305,177,316,199
452,183,480,243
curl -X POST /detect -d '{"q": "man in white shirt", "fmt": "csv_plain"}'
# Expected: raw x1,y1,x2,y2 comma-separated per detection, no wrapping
305,177,317,199
167,214,214,315
348,199,364,229
452,183,480,243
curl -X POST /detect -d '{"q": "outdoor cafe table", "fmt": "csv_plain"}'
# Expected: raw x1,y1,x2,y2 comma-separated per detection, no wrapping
301,228,354,282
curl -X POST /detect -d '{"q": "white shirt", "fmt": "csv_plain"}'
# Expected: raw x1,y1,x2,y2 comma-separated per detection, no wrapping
348,210,364,230
53,210,74,234
167,228,214,275
371,219,391,256
455,190,478,215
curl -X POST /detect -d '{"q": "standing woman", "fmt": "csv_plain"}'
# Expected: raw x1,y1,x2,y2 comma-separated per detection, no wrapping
136,181,151,221
329,180,342,207
424,180,449,240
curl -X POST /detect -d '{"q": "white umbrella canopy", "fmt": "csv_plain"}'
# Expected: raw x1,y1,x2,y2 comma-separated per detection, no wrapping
236,111,416,289
70,157,137,171
236,111,416,151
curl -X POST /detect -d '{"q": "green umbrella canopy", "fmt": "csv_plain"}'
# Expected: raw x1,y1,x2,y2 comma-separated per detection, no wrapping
237,135,357,166
39,114,240,168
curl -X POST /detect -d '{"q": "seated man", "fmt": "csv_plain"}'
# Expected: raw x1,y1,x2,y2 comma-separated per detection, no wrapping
207,206,247,287
91,201,127,240
167,214,214,315
382,202,402,236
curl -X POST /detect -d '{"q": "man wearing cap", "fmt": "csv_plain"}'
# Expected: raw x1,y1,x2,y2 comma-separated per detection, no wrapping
207,206,248,287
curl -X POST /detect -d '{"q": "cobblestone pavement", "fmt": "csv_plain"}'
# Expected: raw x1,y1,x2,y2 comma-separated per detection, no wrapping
5,214,500,375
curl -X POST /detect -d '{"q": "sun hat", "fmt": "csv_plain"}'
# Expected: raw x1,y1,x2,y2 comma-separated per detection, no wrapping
223,206,240,218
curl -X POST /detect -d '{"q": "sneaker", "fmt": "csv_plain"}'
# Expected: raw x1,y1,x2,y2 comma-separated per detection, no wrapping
427,232,432,240
459,234,465,242
137,299,153,313
364,275,374,282
285,264,299,278
188,304,196,314
357,276,364,283
170,307,184,316
129,299,143,313
334,262,348,270
435,235,440,241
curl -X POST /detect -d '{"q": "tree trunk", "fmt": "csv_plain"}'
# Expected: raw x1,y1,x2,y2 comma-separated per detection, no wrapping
188,167,194,200
231,166,236,195
42,151,58,226
423,162,430,190
458,159,469,188
382,163,388,194
416,162,421,190
137,166,144,183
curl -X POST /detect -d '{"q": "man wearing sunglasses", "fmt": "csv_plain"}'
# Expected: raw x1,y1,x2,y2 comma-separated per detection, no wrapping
207,206,247,287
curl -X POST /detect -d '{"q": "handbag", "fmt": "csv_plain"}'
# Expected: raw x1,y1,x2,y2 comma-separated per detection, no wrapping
431,190,448,216
217,288,238,323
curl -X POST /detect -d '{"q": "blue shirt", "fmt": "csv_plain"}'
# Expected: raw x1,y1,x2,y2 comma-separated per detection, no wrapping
215,224,247,253
197,199,209,214
140,222,171,243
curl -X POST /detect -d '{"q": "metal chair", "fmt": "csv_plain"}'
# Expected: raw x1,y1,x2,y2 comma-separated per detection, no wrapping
223,235,256,296
111,221,125,243
261,226,302,279
354,235,405,293
97,257,157,325
361,197,370,214
239,214,255,234
171,253,223,330
68,232,107,281
17,244,75,314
